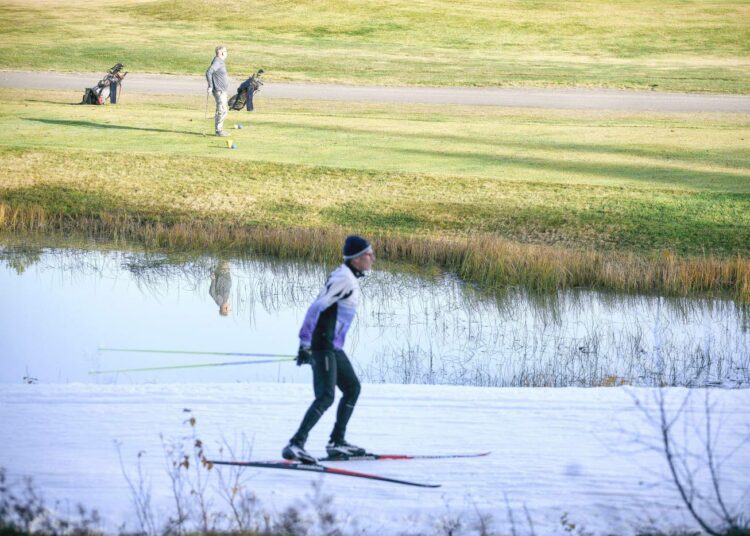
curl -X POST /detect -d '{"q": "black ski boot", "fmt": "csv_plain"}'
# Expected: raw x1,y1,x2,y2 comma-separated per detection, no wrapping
325,439,367,459
282,441,317,464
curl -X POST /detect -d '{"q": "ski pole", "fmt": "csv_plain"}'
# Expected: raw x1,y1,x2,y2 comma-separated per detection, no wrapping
89,357,295,375
98,347,295,358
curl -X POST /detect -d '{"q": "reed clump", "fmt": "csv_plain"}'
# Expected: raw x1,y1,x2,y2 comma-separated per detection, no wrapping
1,202,748,302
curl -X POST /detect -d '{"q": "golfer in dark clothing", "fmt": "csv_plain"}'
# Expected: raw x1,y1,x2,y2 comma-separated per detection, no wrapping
282,235,376,464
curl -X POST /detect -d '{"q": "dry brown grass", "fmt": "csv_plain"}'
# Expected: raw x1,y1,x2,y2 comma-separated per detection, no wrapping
3,202,747,302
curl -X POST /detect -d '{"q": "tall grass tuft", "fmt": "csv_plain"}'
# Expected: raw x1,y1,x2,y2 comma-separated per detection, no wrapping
1,202,748,302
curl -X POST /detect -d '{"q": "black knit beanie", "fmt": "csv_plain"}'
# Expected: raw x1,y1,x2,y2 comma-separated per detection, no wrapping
342,235,372,260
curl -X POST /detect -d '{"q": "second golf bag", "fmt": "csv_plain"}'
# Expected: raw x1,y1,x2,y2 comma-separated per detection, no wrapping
81,63,127,105
228,69,264,111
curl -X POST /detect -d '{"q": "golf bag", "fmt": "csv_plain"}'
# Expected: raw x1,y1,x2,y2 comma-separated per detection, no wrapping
81,63,127,105
228,69,264,111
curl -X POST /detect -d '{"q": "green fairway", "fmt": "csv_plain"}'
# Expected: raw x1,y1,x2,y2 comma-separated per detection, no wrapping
1,0,748,92
1,89,748,258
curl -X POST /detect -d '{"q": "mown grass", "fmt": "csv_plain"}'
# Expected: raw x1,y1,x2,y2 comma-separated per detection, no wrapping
0,0,749,92
0,89,748,299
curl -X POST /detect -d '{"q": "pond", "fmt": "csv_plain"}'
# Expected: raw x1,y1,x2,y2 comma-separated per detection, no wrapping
1,245,748,387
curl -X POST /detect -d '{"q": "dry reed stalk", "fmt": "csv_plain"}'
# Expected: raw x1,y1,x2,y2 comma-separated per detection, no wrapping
0,203,747,302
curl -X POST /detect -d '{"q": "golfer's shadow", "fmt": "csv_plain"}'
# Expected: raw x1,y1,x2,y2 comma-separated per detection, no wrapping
24,99,90,106
26,118,205,137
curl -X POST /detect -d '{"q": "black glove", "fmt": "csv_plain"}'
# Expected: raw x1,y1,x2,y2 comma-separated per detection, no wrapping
296,346,312,366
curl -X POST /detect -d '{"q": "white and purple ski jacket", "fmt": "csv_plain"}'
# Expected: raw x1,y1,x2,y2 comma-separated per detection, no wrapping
299,263,362,351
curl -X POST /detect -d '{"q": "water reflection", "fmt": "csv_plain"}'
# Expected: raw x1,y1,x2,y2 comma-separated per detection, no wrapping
209,260,232,317
0,246,42,275
0,245,748,388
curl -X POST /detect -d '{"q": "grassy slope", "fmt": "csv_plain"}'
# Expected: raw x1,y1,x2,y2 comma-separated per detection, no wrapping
1,89,748,258
0,0,748,92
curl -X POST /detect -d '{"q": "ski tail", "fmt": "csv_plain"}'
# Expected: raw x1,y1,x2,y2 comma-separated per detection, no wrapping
317,465,441,488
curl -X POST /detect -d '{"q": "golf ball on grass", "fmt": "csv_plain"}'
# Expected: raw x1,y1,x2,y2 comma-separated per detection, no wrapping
231,143,237,149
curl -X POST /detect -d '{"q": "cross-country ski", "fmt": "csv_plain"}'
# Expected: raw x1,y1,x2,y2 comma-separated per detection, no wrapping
208,459,441,488
208,451,488,488
317,450,491,462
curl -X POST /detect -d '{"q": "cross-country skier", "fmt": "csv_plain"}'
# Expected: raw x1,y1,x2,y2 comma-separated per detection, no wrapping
282,235,376,464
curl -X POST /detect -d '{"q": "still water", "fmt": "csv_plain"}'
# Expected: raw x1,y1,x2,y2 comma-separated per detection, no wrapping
1,246,748,387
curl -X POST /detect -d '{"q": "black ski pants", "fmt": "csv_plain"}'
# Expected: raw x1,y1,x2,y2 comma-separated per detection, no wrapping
291,349,361,446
